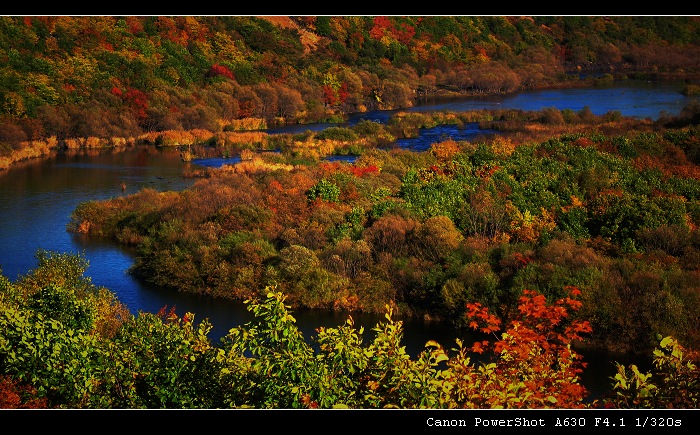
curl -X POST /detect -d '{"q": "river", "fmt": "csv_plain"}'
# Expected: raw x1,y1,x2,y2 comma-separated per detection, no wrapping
1,79,696,399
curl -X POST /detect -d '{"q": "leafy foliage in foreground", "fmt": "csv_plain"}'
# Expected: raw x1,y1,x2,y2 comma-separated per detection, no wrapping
0,251,698,408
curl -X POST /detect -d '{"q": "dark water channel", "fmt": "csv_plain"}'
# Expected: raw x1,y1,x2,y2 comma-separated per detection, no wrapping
1,80,695,400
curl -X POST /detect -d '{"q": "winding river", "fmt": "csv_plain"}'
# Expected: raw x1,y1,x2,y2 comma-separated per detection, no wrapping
1,79,697,399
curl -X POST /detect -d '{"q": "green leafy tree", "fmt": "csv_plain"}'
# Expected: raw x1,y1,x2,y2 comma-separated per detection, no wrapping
92,308,222,408
602,336,699,408
307,178,341,203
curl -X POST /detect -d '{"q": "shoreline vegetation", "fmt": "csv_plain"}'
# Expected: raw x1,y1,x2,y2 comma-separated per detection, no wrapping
2,16,700,409
2,74,699,172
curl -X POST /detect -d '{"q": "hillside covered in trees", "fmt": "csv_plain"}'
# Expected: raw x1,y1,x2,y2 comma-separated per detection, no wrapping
2,16,700,168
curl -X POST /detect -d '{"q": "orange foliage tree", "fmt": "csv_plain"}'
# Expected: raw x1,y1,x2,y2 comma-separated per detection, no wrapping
0,375,48,409
435,286,592,408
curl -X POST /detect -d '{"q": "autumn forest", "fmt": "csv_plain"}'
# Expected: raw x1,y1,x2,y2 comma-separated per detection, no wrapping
1,16,700,409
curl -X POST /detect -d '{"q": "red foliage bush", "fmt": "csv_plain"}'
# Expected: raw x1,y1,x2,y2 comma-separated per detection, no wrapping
209,63,235,80
0,376,48,409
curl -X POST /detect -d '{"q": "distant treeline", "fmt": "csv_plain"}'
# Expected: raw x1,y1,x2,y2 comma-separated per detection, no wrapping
2,16,700,152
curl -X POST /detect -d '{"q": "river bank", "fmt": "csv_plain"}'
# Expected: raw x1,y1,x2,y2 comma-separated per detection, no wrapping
3,74,697,172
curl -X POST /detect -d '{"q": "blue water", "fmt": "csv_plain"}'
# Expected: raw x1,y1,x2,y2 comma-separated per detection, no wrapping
264,79,697,136
394,123,495,152
191,156,242,168
408,82,690,120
